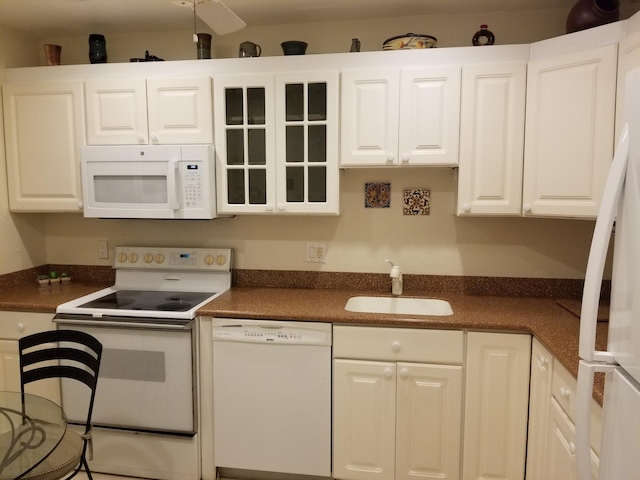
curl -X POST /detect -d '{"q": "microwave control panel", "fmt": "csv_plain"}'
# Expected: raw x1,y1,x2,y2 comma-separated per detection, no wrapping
180,161,205,209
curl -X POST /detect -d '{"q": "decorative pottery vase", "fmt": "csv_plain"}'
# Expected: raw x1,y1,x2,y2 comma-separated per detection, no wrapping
197,33,212,59
566,0,620,33
44,44,61,65
88,34,107,64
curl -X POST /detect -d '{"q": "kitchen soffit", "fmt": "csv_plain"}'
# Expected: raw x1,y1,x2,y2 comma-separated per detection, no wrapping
0,0,621,37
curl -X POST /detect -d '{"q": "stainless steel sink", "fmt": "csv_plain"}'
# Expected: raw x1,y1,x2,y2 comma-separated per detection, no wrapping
344,296,453,316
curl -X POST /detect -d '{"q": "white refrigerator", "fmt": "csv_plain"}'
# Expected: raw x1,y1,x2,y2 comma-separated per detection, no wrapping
577,65,640,480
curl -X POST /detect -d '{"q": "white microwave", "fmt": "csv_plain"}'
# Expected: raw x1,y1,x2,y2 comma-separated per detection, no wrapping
81,144,218,219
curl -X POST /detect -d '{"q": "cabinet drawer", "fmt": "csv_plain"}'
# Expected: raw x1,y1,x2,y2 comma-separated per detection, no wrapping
552,360,577,419
333,326,463,364
0,312,54,340
552,360,603,454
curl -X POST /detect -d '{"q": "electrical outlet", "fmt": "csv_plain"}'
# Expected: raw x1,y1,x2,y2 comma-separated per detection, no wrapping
306,242,327,263
97,240,109,259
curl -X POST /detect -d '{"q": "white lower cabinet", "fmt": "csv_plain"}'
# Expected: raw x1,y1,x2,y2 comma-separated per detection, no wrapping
333,326,464,480
0,312,60,402
462,332,531,480
526,338,602,480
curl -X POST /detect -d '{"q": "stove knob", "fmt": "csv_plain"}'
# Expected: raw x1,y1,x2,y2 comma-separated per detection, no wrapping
117,252,128,264
155,254,165,264
205,255,215,266
128,253,139,263
216,255,227,266
144,253,154,264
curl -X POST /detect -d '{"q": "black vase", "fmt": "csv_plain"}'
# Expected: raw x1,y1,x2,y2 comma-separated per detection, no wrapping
88,34,107,64
566,0,620,33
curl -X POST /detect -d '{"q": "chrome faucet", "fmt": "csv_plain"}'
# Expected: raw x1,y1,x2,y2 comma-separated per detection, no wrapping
385,259,403,296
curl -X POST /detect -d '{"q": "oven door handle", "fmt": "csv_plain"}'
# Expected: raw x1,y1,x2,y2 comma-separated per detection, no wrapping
54,316,193,331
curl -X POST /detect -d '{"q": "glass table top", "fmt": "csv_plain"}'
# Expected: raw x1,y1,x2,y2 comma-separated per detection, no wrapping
0,391,67,480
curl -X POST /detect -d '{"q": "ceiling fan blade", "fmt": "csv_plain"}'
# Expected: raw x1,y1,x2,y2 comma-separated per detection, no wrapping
197,0,246,35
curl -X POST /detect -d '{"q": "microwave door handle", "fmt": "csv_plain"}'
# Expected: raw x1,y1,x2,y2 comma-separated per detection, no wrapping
167,160,179,210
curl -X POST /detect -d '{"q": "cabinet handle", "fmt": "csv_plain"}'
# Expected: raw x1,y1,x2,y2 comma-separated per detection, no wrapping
391,341,401,353
401,154,410,163
462,203,471,212
523,203,532,213
383,368,393,379
77,201,83,209
17,323,25,332
150,133,159,144
537,356,548,370
277,203,285,211
137,133,145,143
386,154,395,163
569,442,576,455
265,204,274,212
399,368,409,379
560,387,571,398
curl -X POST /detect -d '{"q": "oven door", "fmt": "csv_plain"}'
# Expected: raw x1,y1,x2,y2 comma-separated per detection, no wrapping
56,321,196,435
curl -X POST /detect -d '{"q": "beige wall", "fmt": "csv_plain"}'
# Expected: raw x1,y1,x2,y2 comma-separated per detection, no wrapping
0,28,47,276
5,7,637,278
40,8,584,65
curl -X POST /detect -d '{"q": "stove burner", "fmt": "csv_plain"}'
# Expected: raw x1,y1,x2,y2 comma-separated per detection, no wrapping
167,293,208,302
157,302,194,312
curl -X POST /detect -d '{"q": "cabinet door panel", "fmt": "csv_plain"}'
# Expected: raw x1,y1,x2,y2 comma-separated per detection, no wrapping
463,332,531,480
399,66,460,166
526,339,554,480
85,78,148,145
214,74,276,214
340,69,400,166
333,359,396,480
457,63,526,216
396,362,462,480
523,44,617,218
275,71,339,214
147,77,213,144
3,81,84,211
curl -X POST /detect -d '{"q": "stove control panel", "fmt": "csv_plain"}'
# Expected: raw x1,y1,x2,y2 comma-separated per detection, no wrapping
114,246,232,271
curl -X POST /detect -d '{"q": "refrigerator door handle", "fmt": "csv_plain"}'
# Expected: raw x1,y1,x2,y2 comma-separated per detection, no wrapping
576,360,614,480
580,124,629,363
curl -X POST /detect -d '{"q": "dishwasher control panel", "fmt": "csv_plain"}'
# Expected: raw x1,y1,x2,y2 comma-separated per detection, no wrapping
212,319,332,346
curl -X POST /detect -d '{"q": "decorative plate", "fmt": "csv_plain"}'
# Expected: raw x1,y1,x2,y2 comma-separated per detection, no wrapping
383,33,437,50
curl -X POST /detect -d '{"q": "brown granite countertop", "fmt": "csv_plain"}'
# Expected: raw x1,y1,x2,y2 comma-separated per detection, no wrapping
199,287,607,405
0,281,110,313
0,279,606,405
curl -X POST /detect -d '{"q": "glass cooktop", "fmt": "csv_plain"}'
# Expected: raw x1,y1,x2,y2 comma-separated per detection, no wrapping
78,290,214,312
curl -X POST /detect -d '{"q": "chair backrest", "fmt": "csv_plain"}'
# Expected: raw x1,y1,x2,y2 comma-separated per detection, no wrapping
19,330,103,433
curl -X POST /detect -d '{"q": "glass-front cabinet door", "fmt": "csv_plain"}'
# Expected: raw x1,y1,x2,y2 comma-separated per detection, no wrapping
275,71,339,214
214,71,339,215
214,74,276,214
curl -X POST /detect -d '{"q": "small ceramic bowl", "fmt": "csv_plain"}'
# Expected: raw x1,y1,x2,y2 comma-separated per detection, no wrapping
383,33,437,50
281,41,308,55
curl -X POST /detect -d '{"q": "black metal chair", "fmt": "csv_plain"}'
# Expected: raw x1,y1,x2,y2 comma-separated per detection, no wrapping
18,330,102,480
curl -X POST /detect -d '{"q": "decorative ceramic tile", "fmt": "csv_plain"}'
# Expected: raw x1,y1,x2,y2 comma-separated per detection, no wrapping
365,182,391,208
403,189,430,215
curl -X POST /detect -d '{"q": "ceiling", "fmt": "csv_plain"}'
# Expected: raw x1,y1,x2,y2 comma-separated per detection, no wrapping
0,0,619,38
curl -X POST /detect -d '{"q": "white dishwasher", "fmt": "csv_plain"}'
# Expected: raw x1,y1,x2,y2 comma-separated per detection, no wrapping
212,318,332,478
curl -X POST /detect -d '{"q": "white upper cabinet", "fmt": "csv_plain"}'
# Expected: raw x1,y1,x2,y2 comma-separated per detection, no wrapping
523,29,619,218
457,62,527,216
85,77,213,145
215,70,339,215
3,80,85,212
340,65,461,167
